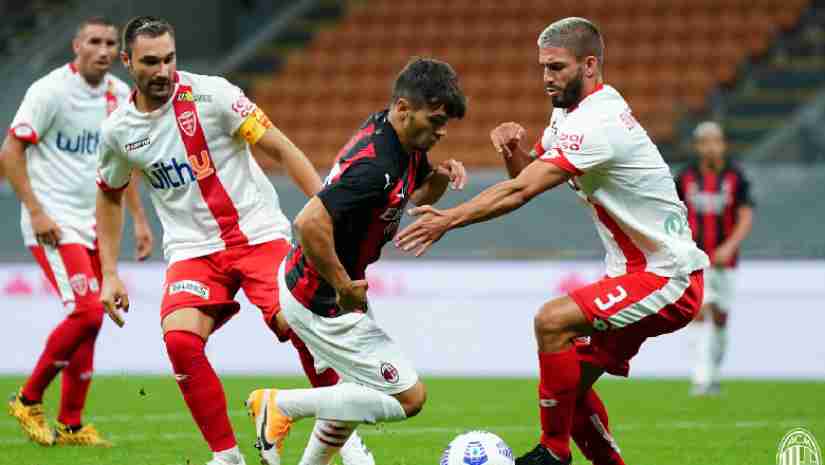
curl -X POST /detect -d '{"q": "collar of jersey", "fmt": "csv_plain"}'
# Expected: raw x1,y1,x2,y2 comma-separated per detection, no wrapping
565,83,606,114
67,62,111,97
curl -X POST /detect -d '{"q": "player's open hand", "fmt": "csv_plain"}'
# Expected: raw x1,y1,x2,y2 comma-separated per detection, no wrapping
134,221,154,261
31,210,62,248
395,205,452,256
436,158,467,190
337,279,369,313
490,122,526,158
100,273,130,327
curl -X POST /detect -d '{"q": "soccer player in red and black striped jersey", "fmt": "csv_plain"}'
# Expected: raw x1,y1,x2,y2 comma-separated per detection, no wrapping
245,58,467,465
675,121,754,396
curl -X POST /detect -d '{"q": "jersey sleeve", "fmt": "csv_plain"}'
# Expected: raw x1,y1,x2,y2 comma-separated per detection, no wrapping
8,80,59,145
538,118,613,176
214,77,273,144
96,127,131,192
734,170,754,208
317,158,388,221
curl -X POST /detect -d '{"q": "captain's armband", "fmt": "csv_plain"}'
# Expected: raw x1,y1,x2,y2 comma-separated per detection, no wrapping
238,107,274,145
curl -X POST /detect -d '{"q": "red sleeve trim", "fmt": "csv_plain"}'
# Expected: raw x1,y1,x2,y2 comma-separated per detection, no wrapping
96,172,129,193
8,124,39,144
533,139,546,157
540,148,584,176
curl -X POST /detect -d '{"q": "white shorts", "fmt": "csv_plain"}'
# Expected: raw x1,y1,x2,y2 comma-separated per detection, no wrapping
278,262,418,395
703,267,735,312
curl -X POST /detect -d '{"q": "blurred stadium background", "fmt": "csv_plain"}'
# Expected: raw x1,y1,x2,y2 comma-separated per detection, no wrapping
0,1,823,463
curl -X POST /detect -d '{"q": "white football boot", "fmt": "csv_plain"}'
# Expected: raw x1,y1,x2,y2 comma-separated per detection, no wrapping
339,431,375,465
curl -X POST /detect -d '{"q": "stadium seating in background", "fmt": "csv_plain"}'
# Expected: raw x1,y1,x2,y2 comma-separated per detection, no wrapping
0,0,73,58
248,0,812,169
675,0,825,159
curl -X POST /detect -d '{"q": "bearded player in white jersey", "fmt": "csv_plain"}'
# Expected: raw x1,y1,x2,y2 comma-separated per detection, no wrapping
94,16,373,465
397,18,709,465
2,17,153,448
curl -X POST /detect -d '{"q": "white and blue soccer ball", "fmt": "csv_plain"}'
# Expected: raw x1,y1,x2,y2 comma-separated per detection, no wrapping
440,431,515,465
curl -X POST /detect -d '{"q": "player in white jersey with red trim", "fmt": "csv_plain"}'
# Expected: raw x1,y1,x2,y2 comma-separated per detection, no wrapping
94,16,373,465
2,17,153,448
397,17,709,465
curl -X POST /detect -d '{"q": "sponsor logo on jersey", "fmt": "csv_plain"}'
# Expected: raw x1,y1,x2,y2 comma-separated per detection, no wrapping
56,130,99,155
125,136,151,152
380,362,399,384
556,132,584,152
177,110,197,137
777,428,821,465
146,153,213,190
168,280,210,300
231,95,256,119
70,274,88,296
177,90,213,103
686,184,734,215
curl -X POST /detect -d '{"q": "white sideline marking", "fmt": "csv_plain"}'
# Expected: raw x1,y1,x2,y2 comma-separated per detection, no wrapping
0,417,818,445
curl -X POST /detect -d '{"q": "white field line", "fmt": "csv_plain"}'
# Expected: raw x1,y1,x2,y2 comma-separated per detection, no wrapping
0,414,818,446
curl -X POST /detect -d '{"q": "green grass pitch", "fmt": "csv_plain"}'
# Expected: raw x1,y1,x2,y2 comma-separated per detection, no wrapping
2,375,823,465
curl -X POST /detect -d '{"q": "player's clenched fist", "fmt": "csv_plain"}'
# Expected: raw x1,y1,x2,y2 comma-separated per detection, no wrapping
490,122,526,158
336,279,369,313
100,273,130,327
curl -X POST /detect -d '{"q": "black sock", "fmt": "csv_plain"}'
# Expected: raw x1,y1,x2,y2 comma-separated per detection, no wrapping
62,423,83,433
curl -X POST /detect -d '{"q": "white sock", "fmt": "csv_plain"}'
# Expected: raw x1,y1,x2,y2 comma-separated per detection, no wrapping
213,445,244,464
709,324,728,384
691,320,712,387
298,420,356,465
277,382,407,424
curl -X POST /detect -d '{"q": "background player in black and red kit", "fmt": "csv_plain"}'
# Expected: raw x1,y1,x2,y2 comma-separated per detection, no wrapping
245,58,468,465
675,121,754,396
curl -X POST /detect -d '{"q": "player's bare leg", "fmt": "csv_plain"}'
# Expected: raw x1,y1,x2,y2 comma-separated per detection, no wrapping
247,381,420,465
517,296,591,465
162,308,245,465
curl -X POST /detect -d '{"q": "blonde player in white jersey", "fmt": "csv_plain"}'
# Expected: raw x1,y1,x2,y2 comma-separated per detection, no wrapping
94,16,373,465
2,17,153,448
397,17,709,465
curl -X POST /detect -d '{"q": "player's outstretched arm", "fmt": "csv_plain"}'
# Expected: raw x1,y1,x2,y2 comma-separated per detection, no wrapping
96,187,130,326
410,158,467,206
124,171,154,261
396,160,571,256
0,135,62,246
293,197,368,311
254,126,322,198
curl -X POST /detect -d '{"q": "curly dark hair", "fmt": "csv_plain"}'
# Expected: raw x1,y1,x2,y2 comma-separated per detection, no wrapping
391,57,467,119
122,16,175,57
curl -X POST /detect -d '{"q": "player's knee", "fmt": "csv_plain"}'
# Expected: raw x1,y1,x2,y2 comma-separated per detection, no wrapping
534,306,567,336
397,382,427,418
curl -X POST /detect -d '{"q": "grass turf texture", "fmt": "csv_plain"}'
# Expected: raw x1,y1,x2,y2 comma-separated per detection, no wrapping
1,376,823,465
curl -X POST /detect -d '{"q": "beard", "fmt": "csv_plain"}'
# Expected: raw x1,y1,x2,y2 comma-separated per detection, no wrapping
138,77,173,103
551,67,584,109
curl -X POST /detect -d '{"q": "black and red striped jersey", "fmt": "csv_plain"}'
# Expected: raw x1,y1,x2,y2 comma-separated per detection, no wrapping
675,161,753,267
285,110,432,316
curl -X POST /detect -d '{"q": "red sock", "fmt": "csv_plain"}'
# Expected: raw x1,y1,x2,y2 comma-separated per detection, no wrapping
538,347,580,460
572,389,625,465
289,331,340,387
58,321,100,426
164,330,235,452
22,309,102,403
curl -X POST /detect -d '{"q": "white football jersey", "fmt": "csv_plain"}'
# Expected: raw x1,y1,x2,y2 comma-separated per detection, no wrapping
97,71,290,263
535,84,709,277
9,63,130,249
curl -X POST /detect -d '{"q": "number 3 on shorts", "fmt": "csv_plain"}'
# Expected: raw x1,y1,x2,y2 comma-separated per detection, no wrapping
594,285,628,311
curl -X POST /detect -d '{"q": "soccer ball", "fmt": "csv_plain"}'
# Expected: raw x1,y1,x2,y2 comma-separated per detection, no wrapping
440,431,515,465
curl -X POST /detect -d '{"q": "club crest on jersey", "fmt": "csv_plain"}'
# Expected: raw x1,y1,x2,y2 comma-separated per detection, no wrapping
168,280,210,300
177,110,197,137
70,274,88,296
380,362,399,384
